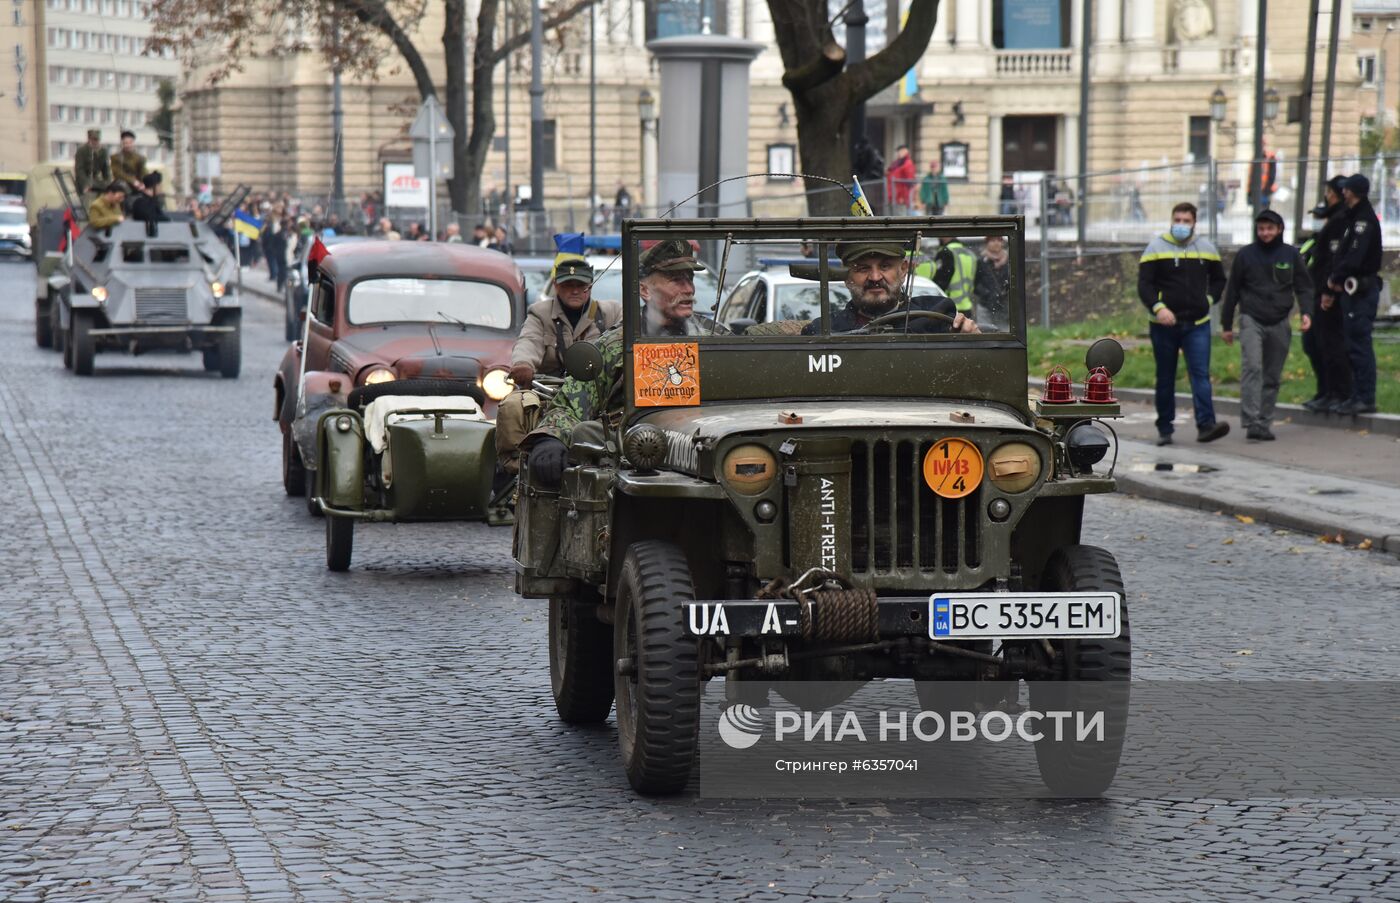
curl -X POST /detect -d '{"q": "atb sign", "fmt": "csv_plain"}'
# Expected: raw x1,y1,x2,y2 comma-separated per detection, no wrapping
383,163,429,208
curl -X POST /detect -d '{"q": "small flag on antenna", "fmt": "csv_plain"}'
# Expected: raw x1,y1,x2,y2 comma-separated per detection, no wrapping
849,177,875,217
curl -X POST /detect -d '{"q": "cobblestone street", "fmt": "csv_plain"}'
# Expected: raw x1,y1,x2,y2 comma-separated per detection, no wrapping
3,260,1400,901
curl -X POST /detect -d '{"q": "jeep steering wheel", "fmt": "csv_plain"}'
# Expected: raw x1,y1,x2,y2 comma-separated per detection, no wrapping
852,309,958,333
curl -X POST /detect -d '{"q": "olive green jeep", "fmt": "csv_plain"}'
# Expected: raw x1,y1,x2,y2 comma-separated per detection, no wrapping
515,217,1129,795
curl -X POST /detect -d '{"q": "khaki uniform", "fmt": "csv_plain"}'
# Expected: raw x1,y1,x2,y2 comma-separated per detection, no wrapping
74,144,111,195
87,196,125,229
110,149,147,187
496,296,622,472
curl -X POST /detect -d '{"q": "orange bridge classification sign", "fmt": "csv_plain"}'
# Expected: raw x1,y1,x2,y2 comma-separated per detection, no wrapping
922,437,984,499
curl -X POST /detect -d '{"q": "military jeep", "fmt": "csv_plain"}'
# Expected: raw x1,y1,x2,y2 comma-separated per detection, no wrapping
515,217,1129,796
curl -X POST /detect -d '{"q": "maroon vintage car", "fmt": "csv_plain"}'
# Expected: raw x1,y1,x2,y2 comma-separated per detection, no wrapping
274,240,524,503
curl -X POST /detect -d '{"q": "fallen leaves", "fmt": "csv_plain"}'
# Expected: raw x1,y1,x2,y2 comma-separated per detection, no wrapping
1318,532,1347,544
1358,538,1374,551
1234,514,1255,525
1222,538,1235,545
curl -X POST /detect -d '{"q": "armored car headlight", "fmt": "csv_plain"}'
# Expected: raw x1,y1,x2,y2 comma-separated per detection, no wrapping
210,281,225,298
481,368,512,401
362,367,396,386
987,442,1041,494
721,444,779,496
90,286,108,303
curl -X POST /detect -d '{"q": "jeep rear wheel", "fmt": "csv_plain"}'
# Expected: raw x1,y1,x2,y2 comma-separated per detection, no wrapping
614,541,701,795
71,311,96,376
1030,545,1131,797
282,430,306,497
549,593,615,724
325,513,353,571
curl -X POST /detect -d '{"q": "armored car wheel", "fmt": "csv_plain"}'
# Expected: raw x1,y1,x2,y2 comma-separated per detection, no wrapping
325,513,353,571
52,301,65,356
70,311,96,376
1029,545,1131,797
203,316,241,379
35,298,52,349
549,592,615,724
282,430,306,497
614,541,701,795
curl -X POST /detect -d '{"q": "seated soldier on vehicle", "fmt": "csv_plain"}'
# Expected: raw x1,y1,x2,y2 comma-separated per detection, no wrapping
130,172,169,224
522,239,728,486
495,251,622,474
802,241,981,335
87,182,128,230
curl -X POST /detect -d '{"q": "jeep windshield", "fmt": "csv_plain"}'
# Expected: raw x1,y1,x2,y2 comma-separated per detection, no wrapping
347,277,513,329
622,220,1021,341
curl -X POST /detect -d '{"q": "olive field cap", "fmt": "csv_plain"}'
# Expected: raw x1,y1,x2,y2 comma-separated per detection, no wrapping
87,129,101,140
639,239,706,275
836,241,910,264
552,255,594,285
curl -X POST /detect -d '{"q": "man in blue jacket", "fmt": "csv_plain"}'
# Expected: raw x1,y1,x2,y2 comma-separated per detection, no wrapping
1138,202,1230,445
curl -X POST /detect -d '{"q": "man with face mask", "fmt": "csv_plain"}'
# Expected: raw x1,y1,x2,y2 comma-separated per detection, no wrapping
1219,210,1313,441
1138,202,1230,446
803,242,979,335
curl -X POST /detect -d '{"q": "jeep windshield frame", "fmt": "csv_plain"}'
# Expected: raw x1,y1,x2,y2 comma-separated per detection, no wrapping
620,216,1031,417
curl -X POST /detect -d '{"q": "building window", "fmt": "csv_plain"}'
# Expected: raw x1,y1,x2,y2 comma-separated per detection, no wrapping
1359,53,1378,86
1188,115,1211,161
542,119,558,170
1359,17,1373,32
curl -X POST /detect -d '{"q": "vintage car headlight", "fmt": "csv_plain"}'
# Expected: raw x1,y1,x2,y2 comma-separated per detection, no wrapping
210,281,225,298
987,441,1041,494
362,367,396,385
90,285,108,302
481,368,512,401
721,444,779,496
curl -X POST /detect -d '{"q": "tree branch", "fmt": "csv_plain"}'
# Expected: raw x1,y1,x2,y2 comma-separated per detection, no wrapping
781,37,844,93
338,0,438,100
842,0,939,102
489,0,596,63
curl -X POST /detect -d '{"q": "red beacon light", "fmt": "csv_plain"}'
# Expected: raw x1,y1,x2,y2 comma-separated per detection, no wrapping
1041,365,1076,404
1083,366,1117,404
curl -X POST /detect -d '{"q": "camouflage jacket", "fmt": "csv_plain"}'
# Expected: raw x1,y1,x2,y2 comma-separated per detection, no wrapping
527,313,726,447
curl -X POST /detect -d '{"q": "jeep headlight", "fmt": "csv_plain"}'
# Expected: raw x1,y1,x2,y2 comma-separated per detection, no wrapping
987,441,1041,494
362,367,396,385
481,368,512,401
721,444,779,496
91,285,108,302
210,281,225,298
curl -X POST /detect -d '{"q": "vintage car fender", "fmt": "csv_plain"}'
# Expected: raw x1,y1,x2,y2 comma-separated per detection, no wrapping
294,370,350,472
316,408,365,511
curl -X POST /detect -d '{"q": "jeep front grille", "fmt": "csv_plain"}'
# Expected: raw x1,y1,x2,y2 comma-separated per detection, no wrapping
134,287,189,321
850,439,981,576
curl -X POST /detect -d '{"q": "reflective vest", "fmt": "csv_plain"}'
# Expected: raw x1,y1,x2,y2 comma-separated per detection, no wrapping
915,241,978,312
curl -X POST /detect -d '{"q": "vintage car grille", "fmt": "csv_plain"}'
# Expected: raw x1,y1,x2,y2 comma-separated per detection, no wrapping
850,438,981,576
134,287,189,321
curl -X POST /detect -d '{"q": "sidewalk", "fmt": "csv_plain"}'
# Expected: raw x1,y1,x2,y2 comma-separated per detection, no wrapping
1108,397,1400,557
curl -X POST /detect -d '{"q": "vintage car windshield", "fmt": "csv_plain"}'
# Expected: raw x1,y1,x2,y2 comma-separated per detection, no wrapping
348,277,513,329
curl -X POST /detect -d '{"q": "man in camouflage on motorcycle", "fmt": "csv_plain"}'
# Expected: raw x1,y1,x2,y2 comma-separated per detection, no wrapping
522,239,727,485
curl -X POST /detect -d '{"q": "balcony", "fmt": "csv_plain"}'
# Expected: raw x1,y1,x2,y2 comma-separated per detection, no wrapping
994,49,1075,76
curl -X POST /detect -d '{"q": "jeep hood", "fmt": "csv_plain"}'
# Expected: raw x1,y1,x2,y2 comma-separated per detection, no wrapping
637,399,1034,444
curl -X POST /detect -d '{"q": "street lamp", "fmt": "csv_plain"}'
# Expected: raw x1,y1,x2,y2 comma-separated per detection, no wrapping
1209,87,1227,124
638,89,657,125
1262,86,1280,122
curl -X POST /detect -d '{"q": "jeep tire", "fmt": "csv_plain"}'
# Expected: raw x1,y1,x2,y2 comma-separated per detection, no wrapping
614,541,701,795
549,592,615,724
1030,544,1130,796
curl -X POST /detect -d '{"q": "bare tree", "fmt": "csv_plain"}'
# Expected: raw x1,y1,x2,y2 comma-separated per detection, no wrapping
767,0,940,214
148,0,593,222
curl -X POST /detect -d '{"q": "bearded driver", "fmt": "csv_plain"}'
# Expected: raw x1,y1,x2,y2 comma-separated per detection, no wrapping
522,240,728,487
803,241,980,335
494,244,621,474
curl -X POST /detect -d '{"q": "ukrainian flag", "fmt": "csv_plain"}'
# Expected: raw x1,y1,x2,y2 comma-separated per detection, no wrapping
849,177,875,217
233,209,263,240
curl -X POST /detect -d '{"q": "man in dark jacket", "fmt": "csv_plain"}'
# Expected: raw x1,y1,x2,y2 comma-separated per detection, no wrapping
129,172,168,224
1138,201,1230,445
1220,210,1313,441
1299,176,1352,413
1324,174,1383,416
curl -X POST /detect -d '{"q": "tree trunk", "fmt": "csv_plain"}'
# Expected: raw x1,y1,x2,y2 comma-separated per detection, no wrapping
443,0,469,224
795,87,853,216
459,0,503,227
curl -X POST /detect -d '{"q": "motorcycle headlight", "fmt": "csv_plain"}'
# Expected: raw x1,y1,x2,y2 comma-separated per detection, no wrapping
210,281,225,298
91,286,108,302
987,441,1041,494
362,367,396,386
481,368,512,401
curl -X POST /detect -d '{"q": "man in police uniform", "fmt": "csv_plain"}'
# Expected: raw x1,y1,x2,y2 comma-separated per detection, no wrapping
494,255,622,474
804,241,980,335
1324,174,1383,415
86,182,127,229
522,240,727,486
110,130,147,193
1300,176,1352,413
74,129,111,196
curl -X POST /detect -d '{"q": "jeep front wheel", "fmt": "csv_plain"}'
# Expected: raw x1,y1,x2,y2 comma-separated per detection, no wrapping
614,541,701,795
1029,544,1131,797
549,592,614,724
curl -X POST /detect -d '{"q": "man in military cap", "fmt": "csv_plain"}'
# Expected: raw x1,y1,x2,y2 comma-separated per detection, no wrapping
802,241,980,335
87,182,127,229
110,130,147,193
521,239,728,486
74,129,112,196
494,254,622,474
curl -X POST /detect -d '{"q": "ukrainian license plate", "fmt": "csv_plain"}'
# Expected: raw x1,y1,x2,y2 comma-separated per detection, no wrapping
929,593,1120,639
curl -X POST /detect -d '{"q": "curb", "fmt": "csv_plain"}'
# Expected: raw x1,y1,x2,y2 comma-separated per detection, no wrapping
1114,471,1400,559
1110,386,1400,438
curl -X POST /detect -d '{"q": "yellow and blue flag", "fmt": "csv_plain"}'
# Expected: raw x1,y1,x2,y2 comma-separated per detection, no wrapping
233,209,263,240
849,176,875,217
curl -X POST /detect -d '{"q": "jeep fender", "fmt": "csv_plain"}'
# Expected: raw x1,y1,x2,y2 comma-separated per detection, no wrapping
317,408,365,510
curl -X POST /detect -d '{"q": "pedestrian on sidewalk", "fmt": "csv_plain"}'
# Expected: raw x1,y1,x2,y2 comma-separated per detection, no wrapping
1220,210,1313,441
885,145,917,216
1323,174,1384,416
920,160,949,216
1138,201,1230,445
1299,176,1353,413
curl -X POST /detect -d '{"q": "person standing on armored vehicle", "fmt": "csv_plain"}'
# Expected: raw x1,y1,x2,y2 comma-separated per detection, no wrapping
110,130,147,194
74,129,112,197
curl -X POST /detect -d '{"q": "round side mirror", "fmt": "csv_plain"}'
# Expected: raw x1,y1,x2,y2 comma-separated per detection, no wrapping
563,340,605,382
1085,337,1125,377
